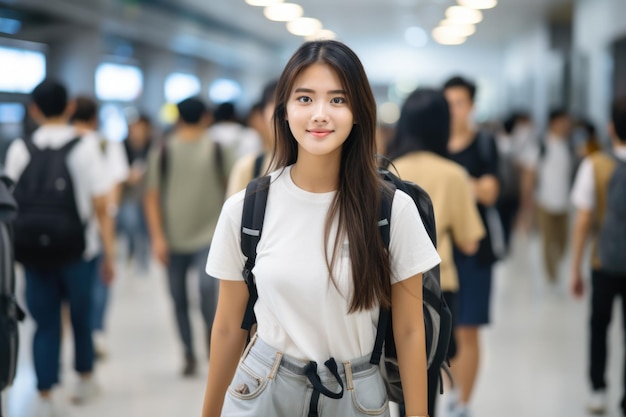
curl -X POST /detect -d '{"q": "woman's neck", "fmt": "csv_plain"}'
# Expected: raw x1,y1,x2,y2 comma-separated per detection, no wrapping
290,153,341,193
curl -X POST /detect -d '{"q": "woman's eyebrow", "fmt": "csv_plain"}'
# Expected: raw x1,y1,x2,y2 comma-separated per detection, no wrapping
294,87,346,94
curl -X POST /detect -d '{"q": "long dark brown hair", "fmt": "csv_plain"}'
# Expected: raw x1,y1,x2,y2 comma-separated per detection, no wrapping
270,40,392,312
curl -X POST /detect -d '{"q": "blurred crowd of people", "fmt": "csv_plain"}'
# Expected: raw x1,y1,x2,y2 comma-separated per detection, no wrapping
3,62,626,417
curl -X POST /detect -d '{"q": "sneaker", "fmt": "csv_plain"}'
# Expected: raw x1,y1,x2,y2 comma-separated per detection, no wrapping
182,356,197,377
442,389,460,417
34,397,58,417
94,331,108,361
72,377,100,404
587,390,607,415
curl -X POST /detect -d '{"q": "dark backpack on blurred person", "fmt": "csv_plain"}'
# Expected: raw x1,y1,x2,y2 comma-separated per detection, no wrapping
597,157,626,275
0,175,25,393
12,137,85,270
238,167,452,404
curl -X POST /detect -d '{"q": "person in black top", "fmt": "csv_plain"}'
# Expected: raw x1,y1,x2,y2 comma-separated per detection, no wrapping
443,76,500,417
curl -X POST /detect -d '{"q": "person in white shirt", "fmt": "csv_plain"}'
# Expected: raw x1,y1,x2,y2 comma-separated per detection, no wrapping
569,99,626,416
526,110,574,283
5,79,115,416
202,40,440,417
208,102,263,163
72,96,129,358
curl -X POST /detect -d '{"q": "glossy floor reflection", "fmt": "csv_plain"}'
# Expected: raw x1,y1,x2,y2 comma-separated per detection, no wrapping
2,231,624,417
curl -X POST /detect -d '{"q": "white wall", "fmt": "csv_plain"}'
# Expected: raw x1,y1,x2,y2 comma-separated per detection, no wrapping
354,43,507,122
574,0,626,133
502,21,552,130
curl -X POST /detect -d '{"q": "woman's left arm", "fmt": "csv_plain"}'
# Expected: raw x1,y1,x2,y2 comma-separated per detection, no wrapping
392,272,428,416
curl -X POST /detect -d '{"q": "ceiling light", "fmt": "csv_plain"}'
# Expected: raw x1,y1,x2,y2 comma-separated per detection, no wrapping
264,3,303,22
431,28,467,45
433,23,476,37
245,0,283,6
457,0,497,10
287,17,323,37
445,6,483,24
404,26,428,48
305,29,337,41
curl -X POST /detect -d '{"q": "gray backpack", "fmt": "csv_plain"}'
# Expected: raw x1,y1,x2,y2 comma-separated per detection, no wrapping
598,157,626,275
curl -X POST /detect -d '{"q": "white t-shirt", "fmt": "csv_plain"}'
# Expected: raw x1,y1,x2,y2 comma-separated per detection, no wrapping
4,125,111,260
206,166,441,364
534,134,574,213
571,146,626,210
208,122,262,160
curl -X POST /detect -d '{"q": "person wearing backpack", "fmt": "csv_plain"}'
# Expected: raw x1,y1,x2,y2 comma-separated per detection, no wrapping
4,79,115,417
202,40,440,417
388,88,485,417
443,76,500,417
144,97,232,377
570,98,626,416
226,80,278,198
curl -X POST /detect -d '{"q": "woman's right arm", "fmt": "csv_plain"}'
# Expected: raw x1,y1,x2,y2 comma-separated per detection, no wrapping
202,279,250,417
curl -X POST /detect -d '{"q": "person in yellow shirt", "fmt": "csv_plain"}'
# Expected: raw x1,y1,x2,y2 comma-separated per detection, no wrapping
388,88,485,417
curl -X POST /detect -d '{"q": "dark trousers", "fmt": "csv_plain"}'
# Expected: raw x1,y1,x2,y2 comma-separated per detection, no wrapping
166,247,218,359
25,258,96,391
590,269,626,413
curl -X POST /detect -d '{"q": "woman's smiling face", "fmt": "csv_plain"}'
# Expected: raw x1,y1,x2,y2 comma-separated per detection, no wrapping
286,63,354,161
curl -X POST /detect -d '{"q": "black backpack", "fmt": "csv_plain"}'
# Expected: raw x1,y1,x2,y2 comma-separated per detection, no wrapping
239,168,452,405
0,175,25,395
13,137,86,270
597,157,626,275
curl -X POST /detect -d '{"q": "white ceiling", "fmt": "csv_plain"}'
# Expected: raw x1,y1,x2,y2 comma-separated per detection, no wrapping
7,0,573,83
180,0,572,51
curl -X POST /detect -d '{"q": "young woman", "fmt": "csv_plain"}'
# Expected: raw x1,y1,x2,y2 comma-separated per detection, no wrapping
202,40,440,417
388,88,485,417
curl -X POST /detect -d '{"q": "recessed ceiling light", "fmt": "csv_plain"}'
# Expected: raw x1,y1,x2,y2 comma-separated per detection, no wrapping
457,0,497,10
264,3,303,22
286,17,323,36
445,6,483,24
245,0,284,6
431,28,467,45
433,23,476,37
305,29,337,41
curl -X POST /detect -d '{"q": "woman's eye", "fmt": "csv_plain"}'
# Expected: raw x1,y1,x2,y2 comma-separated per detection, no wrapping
331,97,346,104
297,96,312,103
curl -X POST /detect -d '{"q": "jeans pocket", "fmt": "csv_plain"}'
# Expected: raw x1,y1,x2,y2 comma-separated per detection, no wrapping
351,367,389,416
227,356,269,400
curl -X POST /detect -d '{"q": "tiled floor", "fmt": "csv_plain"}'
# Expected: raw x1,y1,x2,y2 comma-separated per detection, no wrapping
2,231,624,417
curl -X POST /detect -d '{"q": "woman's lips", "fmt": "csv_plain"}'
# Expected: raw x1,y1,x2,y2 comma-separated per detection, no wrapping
307,129,333,138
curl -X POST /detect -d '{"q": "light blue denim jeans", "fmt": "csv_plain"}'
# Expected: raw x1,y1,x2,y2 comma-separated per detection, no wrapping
221,336,390,417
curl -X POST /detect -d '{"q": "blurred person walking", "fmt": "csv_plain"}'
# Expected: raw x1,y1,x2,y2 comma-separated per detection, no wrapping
208,102,262,163
226,80,278,197
570,98,626,416
144,97,229,377
118,114,153,274
72,96,129,359
5,79,115,416
530,110,574,284
388,88,485,417
443,76,501,417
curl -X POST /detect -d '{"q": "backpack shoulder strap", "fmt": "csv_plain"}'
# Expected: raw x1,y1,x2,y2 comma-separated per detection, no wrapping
240,175,271,331
253,153,265,179
158,139,168,187
59,137,82,154
21,137,38,156
371,183,395,365
214,142,227,192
